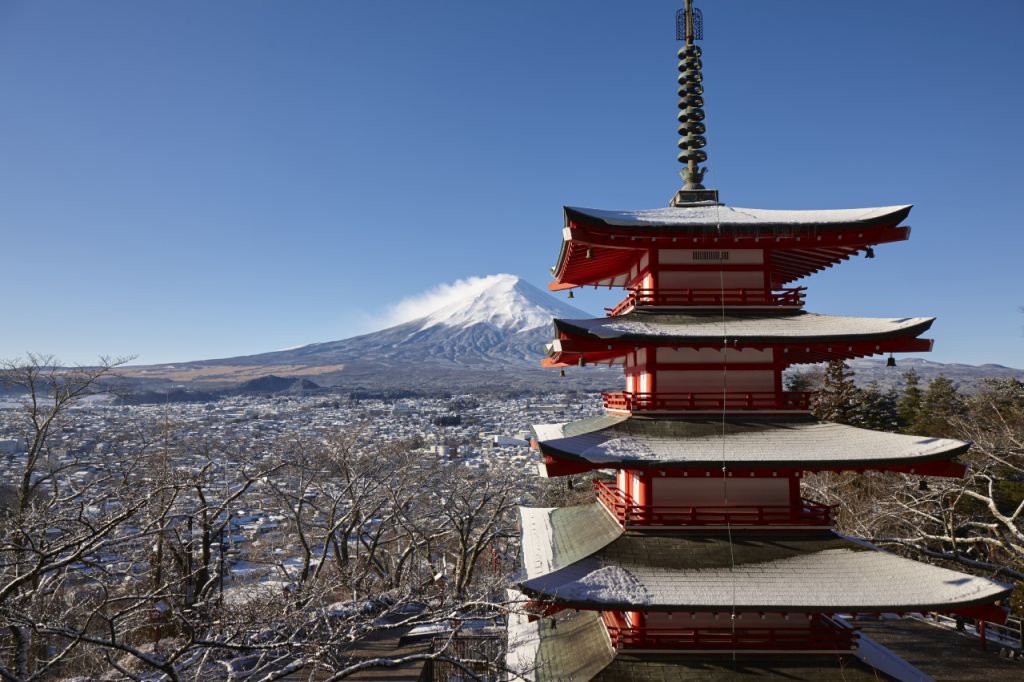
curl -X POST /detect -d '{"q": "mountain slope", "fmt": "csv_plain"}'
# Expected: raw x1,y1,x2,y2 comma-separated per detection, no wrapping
122,275,598,389
220,274,587,368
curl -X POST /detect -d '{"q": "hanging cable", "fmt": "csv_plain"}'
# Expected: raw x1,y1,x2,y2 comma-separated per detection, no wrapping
712,180,738,667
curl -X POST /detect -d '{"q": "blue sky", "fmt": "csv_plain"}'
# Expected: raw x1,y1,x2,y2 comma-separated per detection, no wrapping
0,0,1021,367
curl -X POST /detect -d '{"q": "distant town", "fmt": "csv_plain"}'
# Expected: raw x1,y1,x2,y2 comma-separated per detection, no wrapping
0,390,603,584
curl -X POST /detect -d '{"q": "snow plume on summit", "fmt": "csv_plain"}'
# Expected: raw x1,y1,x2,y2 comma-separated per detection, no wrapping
378,274,585,333
378,275,509,328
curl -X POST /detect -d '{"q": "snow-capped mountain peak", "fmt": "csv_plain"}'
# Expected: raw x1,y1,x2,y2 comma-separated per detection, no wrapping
415,274,585,333
154,273,594,376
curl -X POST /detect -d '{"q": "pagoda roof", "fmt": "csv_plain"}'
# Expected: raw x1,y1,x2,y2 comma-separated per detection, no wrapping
506,601,614,682
516,504,1012,612
531,415,970,473
564,204,912,231
553,311,933,344
553,204,912,288
507,607,886,682
591,655,889,681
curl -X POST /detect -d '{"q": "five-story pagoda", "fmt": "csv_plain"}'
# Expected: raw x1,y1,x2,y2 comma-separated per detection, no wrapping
506,2,1012,680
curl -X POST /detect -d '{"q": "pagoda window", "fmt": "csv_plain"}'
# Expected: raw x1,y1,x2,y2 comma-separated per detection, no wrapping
655,347,774,365
658,269,764,290
659,248,763,265
651,477,790,508
656,369,775,393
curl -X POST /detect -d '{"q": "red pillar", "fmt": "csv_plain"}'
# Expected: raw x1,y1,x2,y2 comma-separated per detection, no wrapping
626,610,646,646
634,470,652,523
773,356,785,406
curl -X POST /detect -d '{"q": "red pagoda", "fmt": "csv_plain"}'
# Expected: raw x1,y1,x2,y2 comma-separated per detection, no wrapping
506,2,1012,680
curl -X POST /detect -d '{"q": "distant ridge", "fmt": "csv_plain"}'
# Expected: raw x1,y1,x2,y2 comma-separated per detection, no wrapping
235,375,322,394
846,357,1024,393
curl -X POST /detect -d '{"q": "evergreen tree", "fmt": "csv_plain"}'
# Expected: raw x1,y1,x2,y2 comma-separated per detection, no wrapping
896,369,923,431
911,375,964,438
785,370,819,393
812,361,861,425
854,382,900,432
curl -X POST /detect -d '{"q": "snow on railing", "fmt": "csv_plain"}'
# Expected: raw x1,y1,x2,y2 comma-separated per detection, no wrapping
602,390,814,413
914,612,1023,652
595,480,835,528
601,611,856,652
606,287,806,316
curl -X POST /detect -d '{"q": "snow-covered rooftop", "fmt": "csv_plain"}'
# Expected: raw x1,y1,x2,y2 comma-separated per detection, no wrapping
565,204,912,230
517,505,1012,611
553,311,934,343
531,415,969,468
505,596,613,682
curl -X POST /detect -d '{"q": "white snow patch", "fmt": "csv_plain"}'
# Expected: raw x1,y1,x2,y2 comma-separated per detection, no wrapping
560,565,650,603
519,507,558,579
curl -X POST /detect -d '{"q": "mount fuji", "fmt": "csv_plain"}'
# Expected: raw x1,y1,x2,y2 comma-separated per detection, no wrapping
122,275,604,391
251,274,587,369
118,273,1022,394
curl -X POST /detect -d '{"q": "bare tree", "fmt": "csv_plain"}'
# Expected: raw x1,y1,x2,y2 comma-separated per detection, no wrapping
805,378,1024,589
0,355,525,679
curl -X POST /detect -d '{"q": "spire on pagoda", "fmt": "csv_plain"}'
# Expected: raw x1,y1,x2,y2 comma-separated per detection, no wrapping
671,0,718,206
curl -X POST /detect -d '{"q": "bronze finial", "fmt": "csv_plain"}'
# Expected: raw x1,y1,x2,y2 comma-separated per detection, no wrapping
677,0,707,190
670,0,717,205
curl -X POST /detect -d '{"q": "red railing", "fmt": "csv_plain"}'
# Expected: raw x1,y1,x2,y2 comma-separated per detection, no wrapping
602,391,814,413
601,612,856,652
594,480,835,528
606,287,806,316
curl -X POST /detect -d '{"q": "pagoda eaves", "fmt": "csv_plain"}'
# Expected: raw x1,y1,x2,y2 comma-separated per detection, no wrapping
554,204,912,289
517,505,1012,614
531,415,970,476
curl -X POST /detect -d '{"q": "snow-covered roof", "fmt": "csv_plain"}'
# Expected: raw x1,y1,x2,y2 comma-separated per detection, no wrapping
531,415,969,469
516,505,1012,611
553,311,934,344
592,656,886,681
520,502,623,580
508,602,885,682
565,204,912,230
506,598,613,682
